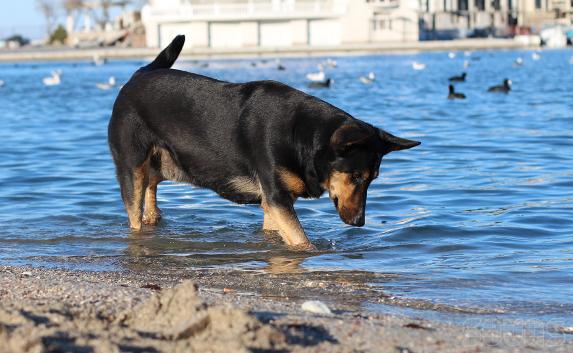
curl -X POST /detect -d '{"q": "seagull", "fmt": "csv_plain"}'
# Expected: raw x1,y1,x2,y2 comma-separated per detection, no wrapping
359,72,375,84
514,57,523,66
306,70,325,82
43,70,61,86
448,52,456,59
463,60,470,68
322,58,337,68
412,62,426,71
464,51,472,57
448,84,466,99
531,52,541,60
308,78,332,89
0,80,5,87
96,76,116,90
488,79,511,93
93,54,107,66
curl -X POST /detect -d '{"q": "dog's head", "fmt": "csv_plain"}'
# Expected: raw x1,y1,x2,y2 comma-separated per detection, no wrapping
324,122,420,226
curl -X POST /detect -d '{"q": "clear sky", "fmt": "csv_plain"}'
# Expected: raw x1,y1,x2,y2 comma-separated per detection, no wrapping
0,1,46,39
0,0,140,40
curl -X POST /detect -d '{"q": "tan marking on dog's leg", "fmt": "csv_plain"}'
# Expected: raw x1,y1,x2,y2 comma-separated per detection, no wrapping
143,174,162,225
127,164,148,231
261,199,279,231
267,204,312,249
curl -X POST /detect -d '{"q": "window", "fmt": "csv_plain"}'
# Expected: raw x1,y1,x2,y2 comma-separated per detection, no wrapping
458,0,468,10
475,0,485,10
492,0,501,10
535,0,542,9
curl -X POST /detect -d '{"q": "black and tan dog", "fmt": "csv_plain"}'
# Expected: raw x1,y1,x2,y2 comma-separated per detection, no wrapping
108,36,420,250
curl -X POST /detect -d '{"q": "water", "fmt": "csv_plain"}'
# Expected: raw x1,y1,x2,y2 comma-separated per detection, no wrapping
1,49,573,331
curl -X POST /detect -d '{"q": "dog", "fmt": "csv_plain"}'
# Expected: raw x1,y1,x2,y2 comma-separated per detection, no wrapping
108,35,420,250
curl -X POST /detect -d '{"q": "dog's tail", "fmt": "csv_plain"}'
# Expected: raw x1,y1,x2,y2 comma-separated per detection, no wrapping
139,35,185,72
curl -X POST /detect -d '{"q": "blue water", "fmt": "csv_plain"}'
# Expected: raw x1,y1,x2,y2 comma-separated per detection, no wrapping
1,49,572,328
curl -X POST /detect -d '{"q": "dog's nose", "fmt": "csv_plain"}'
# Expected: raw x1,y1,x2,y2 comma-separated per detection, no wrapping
350,214,365,227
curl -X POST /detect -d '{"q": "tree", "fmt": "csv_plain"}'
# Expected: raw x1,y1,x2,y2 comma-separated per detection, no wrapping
49,25,68,45
36,0,58,39
5,34,30,47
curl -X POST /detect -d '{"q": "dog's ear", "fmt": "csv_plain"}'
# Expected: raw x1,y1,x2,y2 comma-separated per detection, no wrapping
330,123,374,154
377,129,420,154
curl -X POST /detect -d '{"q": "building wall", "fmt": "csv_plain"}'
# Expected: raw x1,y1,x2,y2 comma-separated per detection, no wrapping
141,0,420,49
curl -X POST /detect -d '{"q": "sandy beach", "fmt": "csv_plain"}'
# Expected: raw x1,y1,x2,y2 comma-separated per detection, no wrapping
1,265,571,353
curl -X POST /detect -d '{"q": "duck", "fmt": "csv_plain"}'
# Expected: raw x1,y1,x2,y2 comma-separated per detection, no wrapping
487,79,511,93
43,70,61,86
359,72,375,84
308,78,332,89
306,70,325,82
412,62,426,71
448,84,466,99
448,72,466,82
514,57,523,66
277,64,286,71
531,52,541,61
96,76,116,90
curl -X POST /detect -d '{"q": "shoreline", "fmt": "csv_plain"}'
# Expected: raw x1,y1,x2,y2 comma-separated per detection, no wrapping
1,264,571,352
0,38,539,62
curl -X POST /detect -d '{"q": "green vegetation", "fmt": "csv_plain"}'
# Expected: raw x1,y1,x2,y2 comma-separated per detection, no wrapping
49,25,68,45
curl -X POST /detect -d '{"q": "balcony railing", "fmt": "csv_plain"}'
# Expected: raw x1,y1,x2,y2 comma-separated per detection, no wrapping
146,1,340,20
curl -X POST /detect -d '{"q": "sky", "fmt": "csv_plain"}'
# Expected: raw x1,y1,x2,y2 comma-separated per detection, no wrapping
0,0,141,40
0,1,45,39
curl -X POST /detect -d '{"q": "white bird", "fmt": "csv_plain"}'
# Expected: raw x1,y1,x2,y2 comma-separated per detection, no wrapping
96,76,117,90
531,52,541,60
463,60,470,68
359,72,376,84
0,80,5,87
322,58,337,68
93,54,106,66
448,52,456,59
306,70,325,82
514,57,523,66
570,57,573,64
412,62,426,71
43,70,61,86
464,51,471,57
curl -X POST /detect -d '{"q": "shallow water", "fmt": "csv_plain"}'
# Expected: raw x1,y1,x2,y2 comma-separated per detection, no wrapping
1,49,572,329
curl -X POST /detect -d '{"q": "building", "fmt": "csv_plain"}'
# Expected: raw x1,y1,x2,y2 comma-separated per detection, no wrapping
419,0,573,40
141,0,420,49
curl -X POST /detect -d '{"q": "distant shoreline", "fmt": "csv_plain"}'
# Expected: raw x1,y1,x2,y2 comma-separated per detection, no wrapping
0,38,538,62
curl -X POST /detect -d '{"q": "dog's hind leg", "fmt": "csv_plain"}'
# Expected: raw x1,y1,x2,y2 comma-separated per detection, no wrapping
117,162,149,231
143,170,163,226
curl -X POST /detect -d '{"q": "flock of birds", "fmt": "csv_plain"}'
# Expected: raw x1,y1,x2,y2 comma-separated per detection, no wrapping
0,55,117,90
0,51,571,95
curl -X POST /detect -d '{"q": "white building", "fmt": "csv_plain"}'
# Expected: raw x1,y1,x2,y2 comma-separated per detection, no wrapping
141,0,420,49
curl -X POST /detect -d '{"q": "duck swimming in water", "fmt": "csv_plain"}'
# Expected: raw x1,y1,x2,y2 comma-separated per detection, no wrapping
307,78,332,89
488,79,511,93
448,72,466,82
448,84,466,100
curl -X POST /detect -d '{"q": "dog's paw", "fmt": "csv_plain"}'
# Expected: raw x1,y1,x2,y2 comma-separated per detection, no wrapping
142,212,162,226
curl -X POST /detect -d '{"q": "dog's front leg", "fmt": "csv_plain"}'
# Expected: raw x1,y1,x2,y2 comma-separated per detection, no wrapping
261,189,312,249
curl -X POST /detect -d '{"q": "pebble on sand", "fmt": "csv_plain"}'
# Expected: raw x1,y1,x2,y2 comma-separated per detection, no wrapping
301,300,332,315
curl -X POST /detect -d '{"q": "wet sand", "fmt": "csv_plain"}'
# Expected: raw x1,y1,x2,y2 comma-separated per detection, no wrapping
1,265,571,353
